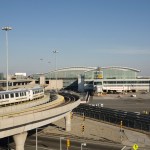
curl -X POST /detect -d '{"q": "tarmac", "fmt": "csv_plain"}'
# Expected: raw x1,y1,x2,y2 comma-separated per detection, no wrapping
92,92,150,100
41,115,150,150
89,92,150,112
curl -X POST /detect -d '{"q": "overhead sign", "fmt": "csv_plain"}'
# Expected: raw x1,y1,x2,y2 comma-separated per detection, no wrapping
132,144,138,150
97,74,103,79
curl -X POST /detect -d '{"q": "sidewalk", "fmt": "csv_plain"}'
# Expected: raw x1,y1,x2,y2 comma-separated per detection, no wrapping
122,129,150,149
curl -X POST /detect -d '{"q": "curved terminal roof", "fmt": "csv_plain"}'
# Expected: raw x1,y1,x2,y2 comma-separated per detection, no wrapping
84,66,140,80
31,66,140,80
102,66,140,72
45,66,96,79
84,66,140,73
47,66,96,73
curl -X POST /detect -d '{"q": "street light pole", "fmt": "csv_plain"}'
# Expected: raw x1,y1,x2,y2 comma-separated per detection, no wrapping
48,61,51,79
36,128,38,150
2,26,12,91
52,50,59,91
40,58,43,74
48,61,51,71
60,137,64,150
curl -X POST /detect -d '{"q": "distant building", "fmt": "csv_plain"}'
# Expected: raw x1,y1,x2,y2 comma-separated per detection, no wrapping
13,73,27,79
0,73,4,80
15,73,26,76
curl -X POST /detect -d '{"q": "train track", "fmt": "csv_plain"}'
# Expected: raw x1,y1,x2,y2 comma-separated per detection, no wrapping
58,91,79,102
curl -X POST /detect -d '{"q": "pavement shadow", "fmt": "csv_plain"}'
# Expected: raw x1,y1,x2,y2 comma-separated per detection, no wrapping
50,123,66,131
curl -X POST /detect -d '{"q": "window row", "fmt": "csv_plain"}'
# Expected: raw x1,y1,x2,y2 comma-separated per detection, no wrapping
33,90,43,94
103,81,150,84
0,92,27,100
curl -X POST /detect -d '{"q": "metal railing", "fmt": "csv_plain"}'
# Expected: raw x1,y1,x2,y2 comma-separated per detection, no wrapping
73,104,150,132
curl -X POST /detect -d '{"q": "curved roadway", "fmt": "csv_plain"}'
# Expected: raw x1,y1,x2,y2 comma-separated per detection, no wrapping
0,93,80,139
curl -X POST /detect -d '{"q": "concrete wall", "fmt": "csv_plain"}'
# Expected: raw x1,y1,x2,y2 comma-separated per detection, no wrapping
45,80,63,90
78,75,84,92
40,75,45,85
29,80,36,85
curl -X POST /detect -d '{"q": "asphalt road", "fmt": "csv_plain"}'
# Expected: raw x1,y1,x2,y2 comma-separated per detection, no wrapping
19,135,123,150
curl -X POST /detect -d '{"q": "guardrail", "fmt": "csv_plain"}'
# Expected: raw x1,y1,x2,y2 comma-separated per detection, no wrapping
73,104,150,133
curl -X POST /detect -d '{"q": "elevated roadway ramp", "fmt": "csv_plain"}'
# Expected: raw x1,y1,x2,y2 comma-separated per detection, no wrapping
0,94,80,150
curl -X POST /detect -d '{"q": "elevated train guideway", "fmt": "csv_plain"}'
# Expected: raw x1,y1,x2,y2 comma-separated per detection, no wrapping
0,94,81,150
0,94,50,115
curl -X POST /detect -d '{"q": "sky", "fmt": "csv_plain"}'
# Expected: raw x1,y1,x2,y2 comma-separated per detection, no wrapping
0,0,150,76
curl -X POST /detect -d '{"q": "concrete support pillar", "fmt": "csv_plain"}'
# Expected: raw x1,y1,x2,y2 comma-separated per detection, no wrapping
65,112,71,132
13,131,28,150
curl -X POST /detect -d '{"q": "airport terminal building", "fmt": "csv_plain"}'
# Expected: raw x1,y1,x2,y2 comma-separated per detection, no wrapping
82,66,150,93
1,66,149,93
31,66,150,93
32,67,95,90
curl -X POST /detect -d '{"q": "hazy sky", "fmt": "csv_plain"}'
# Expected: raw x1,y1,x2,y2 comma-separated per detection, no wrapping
0,0,150,75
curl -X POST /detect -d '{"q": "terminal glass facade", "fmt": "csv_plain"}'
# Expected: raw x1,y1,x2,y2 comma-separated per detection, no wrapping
84,67,138,80
31,67,95,90
84,67,150,92
102,68,136,79
45,67,94,90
